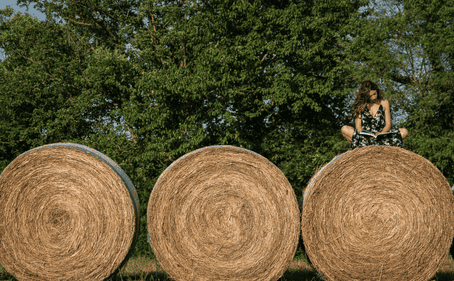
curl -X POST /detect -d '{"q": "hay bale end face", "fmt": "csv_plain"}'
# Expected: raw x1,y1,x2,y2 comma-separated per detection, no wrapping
301,145,454,281
0,143,140,280
147,145,300,281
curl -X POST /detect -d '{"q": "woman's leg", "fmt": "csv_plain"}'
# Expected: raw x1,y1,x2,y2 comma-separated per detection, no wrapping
399,128,408,139
341,125,355,143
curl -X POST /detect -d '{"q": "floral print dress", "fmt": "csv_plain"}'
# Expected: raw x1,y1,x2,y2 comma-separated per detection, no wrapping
350,102,403,150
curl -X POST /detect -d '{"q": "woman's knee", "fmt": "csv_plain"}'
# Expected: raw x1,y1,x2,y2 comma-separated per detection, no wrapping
341,125,351,134
341,126,354,142
400,128,408,139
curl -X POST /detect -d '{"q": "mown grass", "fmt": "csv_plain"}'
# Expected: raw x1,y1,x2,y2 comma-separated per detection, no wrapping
1,255,454,280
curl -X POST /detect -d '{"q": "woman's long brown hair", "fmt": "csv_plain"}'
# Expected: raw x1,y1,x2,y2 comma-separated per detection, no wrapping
351,80,385,120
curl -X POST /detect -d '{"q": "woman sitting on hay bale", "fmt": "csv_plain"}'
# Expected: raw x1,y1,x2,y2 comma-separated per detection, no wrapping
341,80,409,150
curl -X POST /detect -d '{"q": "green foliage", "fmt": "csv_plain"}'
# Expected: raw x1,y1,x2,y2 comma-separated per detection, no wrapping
1,0,453,262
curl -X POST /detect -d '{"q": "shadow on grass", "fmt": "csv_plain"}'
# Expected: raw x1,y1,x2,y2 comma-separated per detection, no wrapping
109,270,454,281
110,270,454,281
2,266,454,281
111,269,322,281
433,272,454,281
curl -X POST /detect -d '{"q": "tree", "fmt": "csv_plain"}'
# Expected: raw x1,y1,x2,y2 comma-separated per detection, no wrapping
0,7,94,168
406,0,454,185
14,0,149,143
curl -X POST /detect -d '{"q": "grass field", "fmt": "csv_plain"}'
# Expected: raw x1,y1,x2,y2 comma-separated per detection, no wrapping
2,255,454,280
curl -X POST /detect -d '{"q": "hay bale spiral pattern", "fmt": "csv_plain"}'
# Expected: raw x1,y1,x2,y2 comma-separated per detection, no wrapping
0,143,140,280
147,145,300,281
301,145,454,281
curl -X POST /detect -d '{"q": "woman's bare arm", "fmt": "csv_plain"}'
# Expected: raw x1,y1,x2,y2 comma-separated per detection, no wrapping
355,114,362,132
380,100,392,134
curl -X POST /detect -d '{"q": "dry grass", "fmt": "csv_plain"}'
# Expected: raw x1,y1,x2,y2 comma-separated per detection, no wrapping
302,146,454,280
0,144,140,280
2,255,454,280
147,145,300,280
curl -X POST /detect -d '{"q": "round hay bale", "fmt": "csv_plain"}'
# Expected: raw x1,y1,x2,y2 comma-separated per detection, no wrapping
0,143,140,280
147,145,300,281
301,145,454,281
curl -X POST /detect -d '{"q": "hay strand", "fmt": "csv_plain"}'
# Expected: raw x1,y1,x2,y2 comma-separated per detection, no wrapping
147,145,300,281
0,143,140,280
301,145,454,281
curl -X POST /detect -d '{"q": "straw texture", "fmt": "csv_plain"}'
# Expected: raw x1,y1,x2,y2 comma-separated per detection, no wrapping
0,143,140,281
301,145,454,281
147,145,300,281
